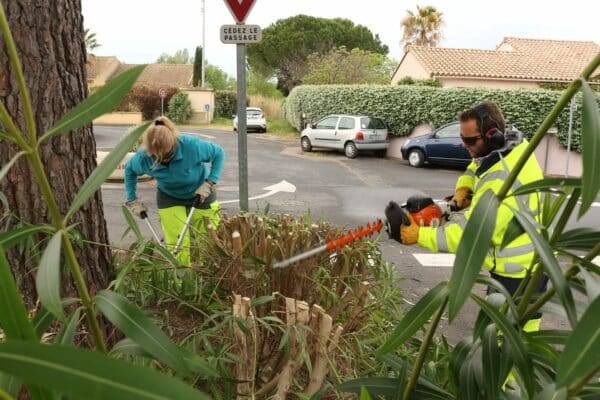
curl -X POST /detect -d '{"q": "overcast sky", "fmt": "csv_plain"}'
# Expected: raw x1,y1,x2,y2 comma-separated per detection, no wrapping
82,0,600,77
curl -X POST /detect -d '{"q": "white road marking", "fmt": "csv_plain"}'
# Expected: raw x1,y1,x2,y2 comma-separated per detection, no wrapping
413,253,455,267
220,180,296,204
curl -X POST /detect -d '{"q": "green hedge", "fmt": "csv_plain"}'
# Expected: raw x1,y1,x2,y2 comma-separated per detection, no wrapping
283,85,598,152
214,90,237,119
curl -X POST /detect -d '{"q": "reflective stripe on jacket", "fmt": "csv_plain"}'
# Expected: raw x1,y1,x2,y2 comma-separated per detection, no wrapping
455,161,477,190
418,140,544,278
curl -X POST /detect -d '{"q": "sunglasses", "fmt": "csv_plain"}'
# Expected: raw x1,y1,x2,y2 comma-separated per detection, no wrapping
460,134,480,146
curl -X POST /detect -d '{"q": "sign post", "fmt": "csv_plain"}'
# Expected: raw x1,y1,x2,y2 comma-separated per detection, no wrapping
159,88,167,116
222,0,260,211
204,103,211,124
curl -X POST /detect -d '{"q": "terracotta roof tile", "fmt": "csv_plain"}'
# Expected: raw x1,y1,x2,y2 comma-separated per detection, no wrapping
86,56,118,79
409,37,600,82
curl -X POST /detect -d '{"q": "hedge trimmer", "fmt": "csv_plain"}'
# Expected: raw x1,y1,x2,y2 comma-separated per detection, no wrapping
272,219,384,270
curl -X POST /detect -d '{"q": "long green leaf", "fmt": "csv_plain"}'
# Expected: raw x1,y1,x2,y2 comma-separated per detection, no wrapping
449,190,498,321
65,123,148,221
379,354,453,398
510,207,577,327
556,295,600,386
0,246,36,340
482,324,501,400
121,205,143,241
511,177,581,196
556,228,600,251
0,373,20,399
377,282,448,355
359,386,373,400
0,341,209,400
578,81,600,217
449,336,474,388
0,128,15,142
0,247,53,400
472,294,535,397
525,330,569,346
94,289,190,375
35,231,64,322
31,299,79,339
0,151,25,182
109,339,150,358
40,65,146,142
0,225,51,250
55,307,82,346
337,377,450,400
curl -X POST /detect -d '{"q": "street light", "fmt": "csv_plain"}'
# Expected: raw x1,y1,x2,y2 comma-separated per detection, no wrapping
201,0,206,88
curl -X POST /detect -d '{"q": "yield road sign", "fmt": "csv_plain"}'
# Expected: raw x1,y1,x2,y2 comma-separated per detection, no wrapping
223,0,257,24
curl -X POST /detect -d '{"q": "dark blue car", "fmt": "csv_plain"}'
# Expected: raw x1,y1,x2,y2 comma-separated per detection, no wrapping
400,121,472,168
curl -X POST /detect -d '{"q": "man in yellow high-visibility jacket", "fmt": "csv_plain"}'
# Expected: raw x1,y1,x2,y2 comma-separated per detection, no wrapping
387,101,547,331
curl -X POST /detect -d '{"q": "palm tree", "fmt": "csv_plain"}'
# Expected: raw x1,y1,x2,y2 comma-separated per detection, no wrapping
400,5,444,52
84,28,100,54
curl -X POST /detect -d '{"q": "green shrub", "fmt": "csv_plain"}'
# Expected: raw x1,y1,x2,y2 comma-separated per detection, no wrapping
283,84,600,151
119,84,177,120
214,90,237,118
165,91,192,124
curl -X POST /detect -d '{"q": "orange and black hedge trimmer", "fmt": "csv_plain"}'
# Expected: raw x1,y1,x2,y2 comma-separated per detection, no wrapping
271,219,384,270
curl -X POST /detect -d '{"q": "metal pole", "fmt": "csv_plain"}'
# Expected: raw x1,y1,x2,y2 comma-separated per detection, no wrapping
565,97,575,177
160,98,164,116
236,43,248,211
201,0,206,88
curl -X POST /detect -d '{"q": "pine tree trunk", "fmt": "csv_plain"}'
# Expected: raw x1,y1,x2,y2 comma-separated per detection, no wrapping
0,0,110,309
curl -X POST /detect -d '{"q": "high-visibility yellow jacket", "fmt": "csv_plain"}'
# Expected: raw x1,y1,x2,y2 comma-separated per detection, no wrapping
418,140,544,278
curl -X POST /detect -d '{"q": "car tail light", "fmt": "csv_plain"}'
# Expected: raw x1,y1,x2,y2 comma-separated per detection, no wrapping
386,131,391,141
355,132,364,141
260,114,264,119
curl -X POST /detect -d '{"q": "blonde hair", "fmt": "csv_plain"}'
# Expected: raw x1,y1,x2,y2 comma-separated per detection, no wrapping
143,116,178,164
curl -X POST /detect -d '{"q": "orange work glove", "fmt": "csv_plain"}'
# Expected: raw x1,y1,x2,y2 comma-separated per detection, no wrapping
400,212,419,245
452,186,473,210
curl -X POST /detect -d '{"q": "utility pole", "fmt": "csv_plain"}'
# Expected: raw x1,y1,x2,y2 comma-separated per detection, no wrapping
201,0,206,87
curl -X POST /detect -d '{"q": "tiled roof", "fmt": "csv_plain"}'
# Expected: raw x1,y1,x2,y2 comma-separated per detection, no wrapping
89,62,193,88
86,56,118,79
135,64,193,87
408,37,600,82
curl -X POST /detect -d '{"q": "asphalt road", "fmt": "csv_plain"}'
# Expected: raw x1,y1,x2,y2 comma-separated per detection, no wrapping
96,124,600,343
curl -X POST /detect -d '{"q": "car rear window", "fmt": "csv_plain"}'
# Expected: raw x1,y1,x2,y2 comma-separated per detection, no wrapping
247,109,262,116
360,117,386,129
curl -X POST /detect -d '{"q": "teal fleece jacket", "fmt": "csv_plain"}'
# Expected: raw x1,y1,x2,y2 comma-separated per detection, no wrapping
124,134,225,202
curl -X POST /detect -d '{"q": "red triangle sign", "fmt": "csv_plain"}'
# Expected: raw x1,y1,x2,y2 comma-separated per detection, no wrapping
223,0,257,24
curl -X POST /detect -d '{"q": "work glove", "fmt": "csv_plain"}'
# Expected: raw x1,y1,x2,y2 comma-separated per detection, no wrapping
450,186,473,210
195,180,215,203
126,199,148,218
385,201,420,245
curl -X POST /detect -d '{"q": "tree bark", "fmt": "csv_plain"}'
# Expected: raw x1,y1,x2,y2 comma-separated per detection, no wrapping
0,0,110,309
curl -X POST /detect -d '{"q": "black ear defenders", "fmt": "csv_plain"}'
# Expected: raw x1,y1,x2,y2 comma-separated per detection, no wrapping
473,104,505,150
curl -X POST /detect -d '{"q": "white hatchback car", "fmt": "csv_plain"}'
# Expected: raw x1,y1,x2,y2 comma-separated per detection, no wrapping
300,114,389,158
233,107,267,133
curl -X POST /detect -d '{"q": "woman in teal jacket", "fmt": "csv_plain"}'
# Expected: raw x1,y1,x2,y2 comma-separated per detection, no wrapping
124,116,225,266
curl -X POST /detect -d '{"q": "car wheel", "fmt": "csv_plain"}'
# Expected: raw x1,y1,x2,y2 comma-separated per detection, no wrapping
263,128,267,133
301,136,312,152
408,149,425,167
375,149,387,158
344,142,358,159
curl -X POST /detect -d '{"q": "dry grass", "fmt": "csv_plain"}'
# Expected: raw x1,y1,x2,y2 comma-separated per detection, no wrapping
249,95,283,119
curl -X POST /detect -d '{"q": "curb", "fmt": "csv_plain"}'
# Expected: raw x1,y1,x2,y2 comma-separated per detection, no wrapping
97,150,153,183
